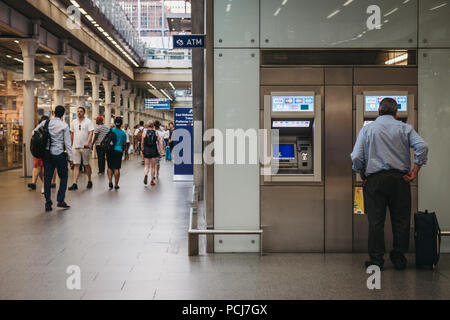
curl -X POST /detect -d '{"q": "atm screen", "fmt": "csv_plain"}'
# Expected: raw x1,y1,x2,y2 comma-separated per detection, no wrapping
272,96,314,112
365,96,407,112
273,144,296,160
272,120,310,128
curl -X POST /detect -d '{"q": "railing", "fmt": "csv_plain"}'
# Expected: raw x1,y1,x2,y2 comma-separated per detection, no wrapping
188,186,264,256
90,0,146,59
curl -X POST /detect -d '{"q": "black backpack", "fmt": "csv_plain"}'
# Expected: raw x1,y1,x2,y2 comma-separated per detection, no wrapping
144,130,157,148
30,119,50,158
100,129,117,153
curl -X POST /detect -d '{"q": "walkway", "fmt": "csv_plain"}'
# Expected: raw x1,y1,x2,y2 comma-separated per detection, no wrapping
0,156,450,299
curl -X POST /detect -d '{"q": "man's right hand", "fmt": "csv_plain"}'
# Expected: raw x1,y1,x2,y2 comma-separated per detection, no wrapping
403,164,421,182
69,160,73,167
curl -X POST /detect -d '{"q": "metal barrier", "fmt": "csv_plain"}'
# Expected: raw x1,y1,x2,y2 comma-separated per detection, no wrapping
188,206,263,257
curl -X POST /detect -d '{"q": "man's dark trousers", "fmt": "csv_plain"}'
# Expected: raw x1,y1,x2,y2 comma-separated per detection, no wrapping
43,152,68,206
363,170,411,264
96,145,106,173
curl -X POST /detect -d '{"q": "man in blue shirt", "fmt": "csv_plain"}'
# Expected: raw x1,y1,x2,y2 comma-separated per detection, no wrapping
106,117,127,190
351,98,429,270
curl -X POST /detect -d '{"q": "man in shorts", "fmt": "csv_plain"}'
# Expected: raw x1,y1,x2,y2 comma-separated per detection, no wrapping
69,107,94,190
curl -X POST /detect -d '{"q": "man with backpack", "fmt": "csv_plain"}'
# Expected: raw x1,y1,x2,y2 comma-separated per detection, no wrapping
31,105,73,212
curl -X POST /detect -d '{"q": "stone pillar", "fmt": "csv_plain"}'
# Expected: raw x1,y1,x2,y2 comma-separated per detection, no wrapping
129,92,136,129
72,66,88,123
49,55,67,109
121,90,131,125
113,85,122,122
18,39,40,177
88,74,102,121
102,80,114,126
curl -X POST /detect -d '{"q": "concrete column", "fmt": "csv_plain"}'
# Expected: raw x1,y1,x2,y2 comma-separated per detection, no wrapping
49,55,67,109
121,90,131,125
18,39,39,177
129,92,136,129
88,74,103,121
102,80,114,126
72,67,88,122
113,85,122,122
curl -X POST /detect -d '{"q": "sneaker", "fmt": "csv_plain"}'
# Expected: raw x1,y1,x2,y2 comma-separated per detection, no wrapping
365,260,384,271
28,183,36,190
87,181,93,189
51,183,56,189
114,186,120,190
109,182,113,189
98,172,104,175
144,175,148,185
57,202,70,209
45,204,52,212
150,180,156,186
68,184,78,191
390,252,407,270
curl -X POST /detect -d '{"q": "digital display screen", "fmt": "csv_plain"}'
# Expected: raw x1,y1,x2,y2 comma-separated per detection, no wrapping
272,96,314,112
365,96,407,112
272,121,310,128
273,144,295,160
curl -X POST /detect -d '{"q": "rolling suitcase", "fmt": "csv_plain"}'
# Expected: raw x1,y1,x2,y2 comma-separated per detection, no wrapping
414,210,441,269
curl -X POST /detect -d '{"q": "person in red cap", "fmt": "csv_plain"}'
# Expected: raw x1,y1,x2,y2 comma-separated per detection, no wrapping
91,116,109,175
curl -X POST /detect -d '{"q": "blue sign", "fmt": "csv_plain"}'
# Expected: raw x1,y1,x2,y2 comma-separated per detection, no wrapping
145,98,170,109
174,107,193,180
173,35,205,48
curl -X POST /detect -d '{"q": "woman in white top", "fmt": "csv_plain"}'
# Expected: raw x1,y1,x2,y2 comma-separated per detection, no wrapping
122,124,132,160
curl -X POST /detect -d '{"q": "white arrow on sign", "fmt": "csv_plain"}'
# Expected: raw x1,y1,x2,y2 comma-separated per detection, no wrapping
176,39,184,46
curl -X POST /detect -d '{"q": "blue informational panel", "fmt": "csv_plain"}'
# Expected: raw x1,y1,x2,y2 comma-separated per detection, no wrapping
272,96,314,112
174,107,193,180
365,96,407,112
145,99,170,109
173,35,205,48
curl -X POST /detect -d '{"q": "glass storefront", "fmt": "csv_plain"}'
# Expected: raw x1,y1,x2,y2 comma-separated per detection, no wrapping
0,68,24,171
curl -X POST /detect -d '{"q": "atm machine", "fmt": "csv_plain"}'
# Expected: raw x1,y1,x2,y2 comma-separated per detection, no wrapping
263,92,322,182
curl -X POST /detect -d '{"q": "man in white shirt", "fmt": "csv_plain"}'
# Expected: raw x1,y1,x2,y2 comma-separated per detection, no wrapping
69,107,94,190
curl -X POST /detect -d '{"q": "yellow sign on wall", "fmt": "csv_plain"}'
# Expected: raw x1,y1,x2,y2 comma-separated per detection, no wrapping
353,187,365,215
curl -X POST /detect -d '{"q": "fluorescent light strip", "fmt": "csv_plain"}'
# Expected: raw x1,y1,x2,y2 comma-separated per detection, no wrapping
274,8,281,16
169,82,175,90
384,7,399,17
40,68,48,72
282,0,288,5
385,53,408,65
70,0,80,8
86,15,94,21
79,8,87,15
327,9,340,19
13,58,23,63
343,0,354,6
6,55,12,58
430,3,447,10
226,4,231,12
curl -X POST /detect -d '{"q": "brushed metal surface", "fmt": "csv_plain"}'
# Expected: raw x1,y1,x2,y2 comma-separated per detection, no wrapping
324,68,353,85
324,85,353,252
261,186,324,252
354,67,418,85
260,68,324,86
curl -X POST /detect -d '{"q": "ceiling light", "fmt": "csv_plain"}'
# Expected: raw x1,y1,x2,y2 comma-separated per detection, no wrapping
86,15,94,21
385,53,408,65
40,68,48,72
13,58,24,63
79,8,87,15
169,82,175,90
6,55,12,58
14,40,19,44
70,0,80,8
343,0,354,6
327,9,340,19
45,55,51,59
274,8,281,16
97,27,104,32
430,3,447,10
384,8,399,17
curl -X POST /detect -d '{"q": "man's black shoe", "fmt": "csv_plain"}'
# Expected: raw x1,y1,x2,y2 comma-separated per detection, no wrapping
365,261,384,271
45,204,52,212
68,184,78,191
390,252,407,270
109,182,113,189
28,183,36,190
114,185,120,190
87,181,93,189
57,202,70,209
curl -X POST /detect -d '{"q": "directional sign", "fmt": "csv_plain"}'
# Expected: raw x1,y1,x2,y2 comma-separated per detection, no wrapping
173,35,205,48
145,98,170,109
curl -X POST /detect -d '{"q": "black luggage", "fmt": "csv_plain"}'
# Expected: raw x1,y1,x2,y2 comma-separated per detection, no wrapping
414,210,441,269
30,119,50,159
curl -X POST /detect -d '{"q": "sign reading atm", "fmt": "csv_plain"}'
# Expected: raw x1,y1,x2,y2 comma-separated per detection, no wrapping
145,99,171,109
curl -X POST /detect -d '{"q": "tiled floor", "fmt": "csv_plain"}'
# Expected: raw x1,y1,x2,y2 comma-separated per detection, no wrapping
1,156,449,300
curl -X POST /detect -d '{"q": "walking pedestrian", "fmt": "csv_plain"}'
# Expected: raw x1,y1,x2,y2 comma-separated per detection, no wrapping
142,121,162,186
107,117,127,190
91,116,109,175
